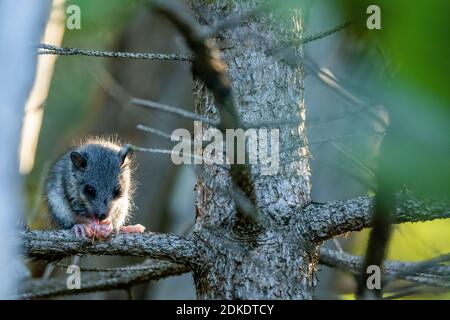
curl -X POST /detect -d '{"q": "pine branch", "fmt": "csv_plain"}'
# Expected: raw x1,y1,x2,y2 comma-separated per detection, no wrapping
266,21,352,56
274,49,387,128
300,191,450,242
23,230,198,266
137,124,176,141
17,260,189,299
129,145,229,170
288,21,352,46
131,97,219,126
319,248,450,289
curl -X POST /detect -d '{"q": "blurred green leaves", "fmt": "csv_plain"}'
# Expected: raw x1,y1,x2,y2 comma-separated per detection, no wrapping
340,0,450,102
336,0,450,195
337,0,450,299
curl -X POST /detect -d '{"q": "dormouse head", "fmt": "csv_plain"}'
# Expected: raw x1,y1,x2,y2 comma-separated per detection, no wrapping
69,142,133,223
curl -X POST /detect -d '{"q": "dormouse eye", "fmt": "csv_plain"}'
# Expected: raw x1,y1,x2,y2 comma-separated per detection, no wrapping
84,185,96,198
112,186,122,199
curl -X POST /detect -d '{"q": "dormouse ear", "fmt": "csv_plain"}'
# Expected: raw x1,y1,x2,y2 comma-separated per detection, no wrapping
70,151,87,170
119,144,133,168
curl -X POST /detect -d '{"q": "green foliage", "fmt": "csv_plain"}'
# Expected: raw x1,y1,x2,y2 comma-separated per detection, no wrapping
335,0,450,299
340,0,450,103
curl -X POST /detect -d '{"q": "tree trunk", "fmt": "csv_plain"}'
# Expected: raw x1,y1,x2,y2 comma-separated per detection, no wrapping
190,1,317,299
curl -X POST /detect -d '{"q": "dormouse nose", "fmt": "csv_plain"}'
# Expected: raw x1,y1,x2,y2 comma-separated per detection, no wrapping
93,209,108,221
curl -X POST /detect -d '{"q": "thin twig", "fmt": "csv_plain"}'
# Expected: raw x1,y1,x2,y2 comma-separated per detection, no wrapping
331,142,377,181
137,124,177,141
131,97,219,126
18,260,189,299
266,21,351,56
90,64,131,105
383,284,449,300
130,145,229,170
288,21,352,46
279,129,386,160
37,43,193,61
54,260,170,273
320,248,450,289
384,253,450,286
301,55,387,127
244,117,303,129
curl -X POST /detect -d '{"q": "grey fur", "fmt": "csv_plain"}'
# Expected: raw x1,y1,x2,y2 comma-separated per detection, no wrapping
45,138,134,231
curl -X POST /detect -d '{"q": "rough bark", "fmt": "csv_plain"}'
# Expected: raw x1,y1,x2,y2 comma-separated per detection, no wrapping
24,230,197,265
300,192,450,242
320,248,450,288
188,0,316,299
17,260,188,299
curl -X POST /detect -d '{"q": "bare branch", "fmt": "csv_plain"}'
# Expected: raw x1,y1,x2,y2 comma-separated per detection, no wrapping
137,124,175,141
308,130,385,147
243,117,303,129
90,64,131,105
279,129,385,164
384,252,450,285
131,97,219,126
383,284,449,300
37,43,193,61
320,248,450,289
23,230,198,266
300,191,450,242
17,260,189,299
306,104,377,127
129,145,229,171
292,21,352,46
272,21,352,50
271,47,387,128
136,125,227,152
331,142,377,181
244,109,382,129
311,156,377,191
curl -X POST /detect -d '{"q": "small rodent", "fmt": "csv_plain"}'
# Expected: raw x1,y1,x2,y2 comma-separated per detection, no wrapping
45,137,145,239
